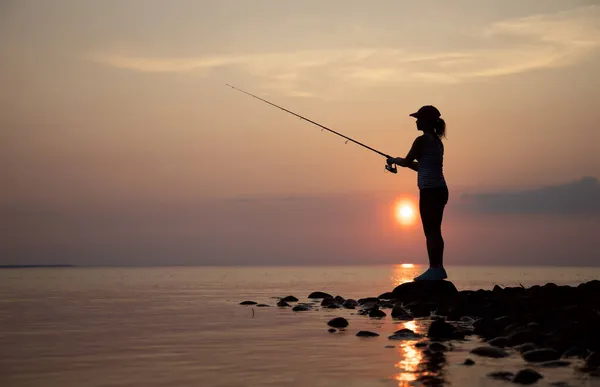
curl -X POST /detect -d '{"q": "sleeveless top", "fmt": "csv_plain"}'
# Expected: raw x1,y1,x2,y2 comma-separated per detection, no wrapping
417,133,447,189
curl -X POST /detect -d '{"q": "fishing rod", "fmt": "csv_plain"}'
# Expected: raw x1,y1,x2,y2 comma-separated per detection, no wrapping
225,84,398,174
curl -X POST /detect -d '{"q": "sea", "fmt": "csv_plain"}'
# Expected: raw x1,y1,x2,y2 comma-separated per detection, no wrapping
2,265,600,387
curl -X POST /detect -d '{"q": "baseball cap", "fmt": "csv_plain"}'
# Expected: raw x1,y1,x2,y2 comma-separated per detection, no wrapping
409,105,441,120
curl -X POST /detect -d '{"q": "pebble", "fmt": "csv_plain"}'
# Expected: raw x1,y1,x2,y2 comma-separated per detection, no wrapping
356,331,379,337
470,346,509,358
522,348,560,362
276,300,291,307
327,317,349,328
512,368,543,384
369,309,386,318
281,295,298,302
292,305,311,312
463,358,475,366
239,301,257,305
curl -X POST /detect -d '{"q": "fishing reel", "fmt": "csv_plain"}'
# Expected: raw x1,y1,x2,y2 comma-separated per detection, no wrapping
385,164,398,174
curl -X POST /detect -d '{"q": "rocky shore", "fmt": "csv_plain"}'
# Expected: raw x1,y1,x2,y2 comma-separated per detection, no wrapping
240,280,600,385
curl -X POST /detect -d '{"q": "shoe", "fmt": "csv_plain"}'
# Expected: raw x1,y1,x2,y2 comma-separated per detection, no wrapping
414,267,446,281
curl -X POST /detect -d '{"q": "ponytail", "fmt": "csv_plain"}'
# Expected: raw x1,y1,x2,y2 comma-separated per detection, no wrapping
435,118,446,139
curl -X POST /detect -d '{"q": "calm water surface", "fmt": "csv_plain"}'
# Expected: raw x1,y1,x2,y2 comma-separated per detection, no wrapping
1,265,600,387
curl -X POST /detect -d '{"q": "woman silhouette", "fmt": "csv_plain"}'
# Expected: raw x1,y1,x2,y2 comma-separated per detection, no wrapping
387,105,449,281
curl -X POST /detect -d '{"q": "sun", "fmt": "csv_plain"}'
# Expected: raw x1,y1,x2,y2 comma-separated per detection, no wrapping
394,199,417,226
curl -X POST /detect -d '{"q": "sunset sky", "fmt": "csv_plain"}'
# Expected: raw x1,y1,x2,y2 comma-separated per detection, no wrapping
2,1,600,266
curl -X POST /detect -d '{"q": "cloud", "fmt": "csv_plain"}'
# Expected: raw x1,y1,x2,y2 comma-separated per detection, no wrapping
458,176,600,215
87,5,600,96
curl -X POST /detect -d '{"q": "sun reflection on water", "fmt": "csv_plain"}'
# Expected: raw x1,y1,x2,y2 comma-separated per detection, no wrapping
391,264,421,287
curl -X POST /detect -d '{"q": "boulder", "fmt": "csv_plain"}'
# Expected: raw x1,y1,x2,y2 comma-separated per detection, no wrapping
308,291,333,299
392,280,458,303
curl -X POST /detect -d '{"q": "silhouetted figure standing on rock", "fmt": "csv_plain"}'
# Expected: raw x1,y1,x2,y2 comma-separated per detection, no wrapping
388,105,448,281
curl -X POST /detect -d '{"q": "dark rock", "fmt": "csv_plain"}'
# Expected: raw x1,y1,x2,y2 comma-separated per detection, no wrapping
488,371,514,381
562,346,588,359
507,329,542,346
334,295,345,303
256,304,270,307
326,304,341,309
378,291,397,299
470,346,509,358
342,299,358,309
537,360,571,368
292,305,311,312
427,319,456,340
488,336,509,348
586,352,600,368
321,297,338,306
389,328,422,340
281,295,298,302
380,301,395,309
384,345,395,348
239,301,257,305
356,330,379,337
405,301,437,317
308,291,332,299
392,280,458,303
512,368,543,384
464,358,475,365
428,342,449,352
391,304,413,320
328,328,336,333
358,297,380,305
369,309,386,318
276,300,291,307
415,341,428,348
493,285,503,293
523,348,560,363
327,317,349,328
514,343,539,354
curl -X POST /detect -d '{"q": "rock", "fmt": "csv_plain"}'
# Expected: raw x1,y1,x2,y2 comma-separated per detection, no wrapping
464,358,475,365
537,360,571,368
328,328,336,333
256,304,270,307
512,368,543,384
470,346,510,358
514,343,539,354
276,300,291,307
369,309,386,318
334,295,345,304
428,342,449,352
391,280,458,302
342,299,358,309
493,285,503,293
384,345,395,348
488,336,509,348
389,328,422,340
586,352,600,368
327,317,349,328
562,346,588,359
239,301,257,305
405,301,437,317
507,329,541,346
391,304,413,320
523,348,560,362
356,331,379,337
427,319,456,340
292,305,311,312
281,295,298,302
308,291,332,299
326,304,341,309
358,297,380,305
321,297,338,306
488,371,514,381
415,341,428,348
378,291,397,299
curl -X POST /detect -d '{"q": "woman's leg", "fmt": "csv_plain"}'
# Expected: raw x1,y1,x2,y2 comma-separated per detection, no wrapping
419,187,448,268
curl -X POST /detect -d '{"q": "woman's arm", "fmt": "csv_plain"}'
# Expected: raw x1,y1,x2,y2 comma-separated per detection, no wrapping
392,137,422,172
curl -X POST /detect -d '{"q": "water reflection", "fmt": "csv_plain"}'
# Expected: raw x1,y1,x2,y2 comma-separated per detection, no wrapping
391,264,421,287
393,321,447,386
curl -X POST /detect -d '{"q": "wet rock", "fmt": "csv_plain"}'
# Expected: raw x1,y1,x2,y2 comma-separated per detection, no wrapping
507,329,542,346
405,301,437,317
391,304,413,320
292,305,311,312
356,330,379,337
378,291,397,299
514,343,539,354
239,301,257,305
388,328,422,340
326,304,341,309
327,317,349,328
415,341,428,348
281,295,298,302
470,346,510,358
488,336,509,348
512,368,543,384
321,297,338,306
427,319,457,340
256,304,270,307
562,346,588,359
334,295,345,304
463,358,475,365
428,342,449,352
488,371,514,381
276,300,291,307
384,345,395,348
358,297,380,306
392,280,458,303
380,301,395,309
342,299,358,309
523,348,560,363
586,352,600,369
308,291,332,299
369,309,386,318
328,328,336,333
537,360,571,368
